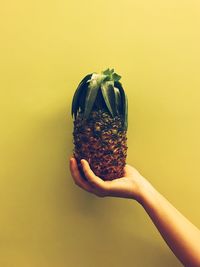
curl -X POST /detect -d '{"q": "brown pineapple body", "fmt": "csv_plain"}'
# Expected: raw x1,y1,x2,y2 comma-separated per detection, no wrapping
73,110,127,180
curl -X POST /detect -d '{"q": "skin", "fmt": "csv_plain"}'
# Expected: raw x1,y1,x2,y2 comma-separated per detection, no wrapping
70,157,200,267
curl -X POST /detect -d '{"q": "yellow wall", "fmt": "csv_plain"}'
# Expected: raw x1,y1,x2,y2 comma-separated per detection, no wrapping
0,0,200,266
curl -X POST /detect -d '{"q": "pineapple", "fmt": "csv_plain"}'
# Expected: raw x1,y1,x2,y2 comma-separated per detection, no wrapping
71,68,128,181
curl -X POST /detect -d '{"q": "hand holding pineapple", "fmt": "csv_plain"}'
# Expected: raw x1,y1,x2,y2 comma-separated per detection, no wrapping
69,157,149,202
69,157,200,267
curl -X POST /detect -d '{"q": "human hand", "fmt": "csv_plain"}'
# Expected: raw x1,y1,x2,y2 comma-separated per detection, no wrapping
69,157,150,203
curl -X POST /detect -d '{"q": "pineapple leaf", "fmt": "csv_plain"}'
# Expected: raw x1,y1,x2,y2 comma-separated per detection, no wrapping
112,73,121,82
114,81,125,111
102,76,111,82
71,74,92,118
114,81,128,130
101,81,117,117
84,80,100,120
102,68,111,75
124,94,128,130
78,85,88,113
114,87,122,115
102,68,121,83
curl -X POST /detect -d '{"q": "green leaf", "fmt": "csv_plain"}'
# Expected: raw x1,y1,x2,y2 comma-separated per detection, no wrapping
78,85,88,113
114,81,128,130
124,94,128,130
114,81,125,112
114,87,122,115
101,81,117,117
102,68,111,75
112,73,121,82
102,68,115,76
84,80,100,119
102,76,111,82
71,74,92,118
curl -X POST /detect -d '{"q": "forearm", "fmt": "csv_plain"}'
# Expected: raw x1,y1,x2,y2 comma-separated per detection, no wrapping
138,181,200,267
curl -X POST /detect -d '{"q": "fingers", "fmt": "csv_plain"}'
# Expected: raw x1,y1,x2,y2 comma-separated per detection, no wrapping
81,159,109,192
69,157,94,193
69,157,110,197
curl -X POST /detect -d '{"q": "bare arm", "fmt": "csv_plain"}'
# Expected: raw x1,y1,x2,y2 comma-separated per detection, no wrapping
140,182,200,267
70,158,200,267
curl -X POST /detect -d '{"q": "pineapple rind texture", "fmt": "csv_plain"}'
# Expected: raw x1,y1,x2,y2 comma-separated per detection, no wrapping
73,110,127,181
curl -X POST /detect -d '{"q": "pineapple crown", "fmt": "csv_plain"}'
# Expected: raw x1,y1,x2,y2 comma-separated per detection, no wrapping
71,68,128,130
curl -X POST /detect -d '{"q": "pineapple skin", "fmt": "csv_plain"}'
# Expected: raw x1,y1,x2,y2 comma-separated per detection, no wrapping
73,110,127,181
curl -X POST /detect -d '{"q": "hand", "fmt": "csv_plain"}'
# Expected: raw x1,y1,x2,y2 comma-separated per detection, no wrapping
69,157,149,202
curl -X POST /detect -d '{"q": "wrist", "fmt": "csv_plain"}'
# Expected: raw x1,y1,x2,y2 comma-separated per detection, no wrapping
135,176,157,206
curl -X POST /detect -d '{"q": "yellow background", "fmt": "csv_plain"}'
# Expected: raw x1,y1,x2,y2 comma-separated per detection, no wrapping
0,0,200,266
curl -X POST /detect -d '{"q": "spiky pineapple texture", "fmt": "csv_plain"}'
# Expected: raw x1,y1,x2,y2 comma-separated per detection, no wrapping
73,110,127,180
71,68,128,180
